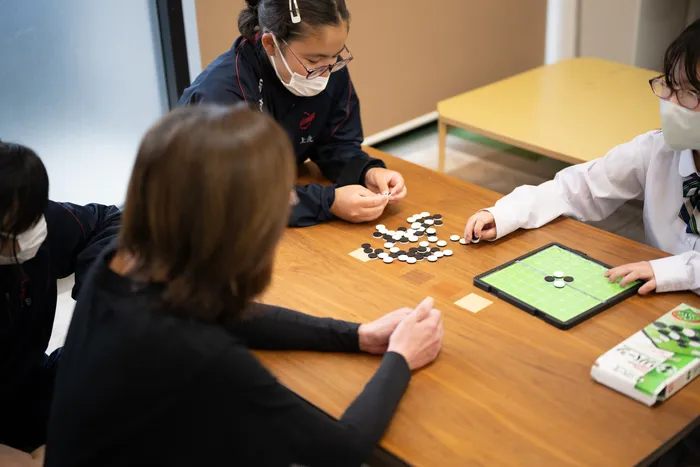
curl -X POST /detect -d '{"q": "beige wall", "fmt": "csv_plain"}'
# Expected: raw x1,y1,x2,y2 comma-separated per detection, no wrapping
194,1,547,136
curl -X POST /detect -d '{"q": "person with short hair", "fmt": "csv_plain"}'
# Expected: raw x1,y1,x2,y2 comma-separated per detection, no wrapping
0,141,120,452
45,105,443,467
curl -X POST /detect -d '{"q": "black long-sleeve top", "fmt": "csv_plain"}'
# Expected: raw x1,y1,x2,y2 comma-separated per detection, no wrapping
179,35,386,227
45,246,411,467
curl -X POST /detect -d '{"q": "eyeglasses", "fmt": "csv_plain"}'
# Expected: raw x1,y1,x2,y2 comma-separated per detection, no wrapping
649,75,700,110
280,38,354,80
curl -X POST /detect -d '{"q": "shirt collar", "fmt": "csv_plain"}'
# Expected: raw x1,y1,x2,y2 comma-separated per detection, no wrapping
679,149,698,177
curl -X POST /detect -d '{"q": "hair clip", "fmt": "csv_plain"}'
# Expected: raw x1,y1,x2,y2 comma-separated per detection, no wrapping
289,0,301,24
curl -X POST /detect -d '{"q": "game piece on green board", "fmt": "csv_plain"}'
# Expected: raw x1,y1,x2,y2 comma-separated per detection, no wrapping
474,243,641,329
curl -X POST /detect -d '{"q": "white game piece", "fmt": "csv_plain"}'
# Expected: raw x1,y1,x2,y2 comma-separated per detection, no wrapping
407,217,415,223
419,241,430,248
428,236,438,242
427,256,437,262
435,251,444,258
417,227,426,232
407,257,417,264
407,229,415,235
378,252,388,259
386,230,396,236
459,238,468,245
690,340,700,348
411,222,422,229
471,237,481,244
424,219,434,225
420,211,430,217
426,228,437,235
375,224,386,231
669,331,681,341
443,249,453,256
398,254,408,262
437,240,447,247
553,271,564,279
682,328,696,338
390,247,400,254
413,213,423,219
392,235,403,242
450,235,460,241
553,280,566,288
408,236,419,242
383,257,394,264
660,335,671,342
384,242,395,248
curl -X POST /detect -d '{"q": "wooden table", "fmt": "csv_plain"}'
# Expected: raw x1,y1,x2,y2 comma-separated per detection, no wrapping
257,148,700,467
437,57,661,171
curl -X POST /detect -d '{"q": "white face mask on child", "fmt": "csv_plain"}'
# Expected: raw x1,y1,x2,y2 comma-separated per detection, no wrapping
660,99,700,150
268,36,329,97
0,216,48,265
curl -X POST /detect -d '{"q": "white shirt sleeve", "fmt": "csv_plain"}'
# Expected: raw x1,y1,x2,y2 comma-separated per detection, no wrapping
650,252,700,295
486,133,650,240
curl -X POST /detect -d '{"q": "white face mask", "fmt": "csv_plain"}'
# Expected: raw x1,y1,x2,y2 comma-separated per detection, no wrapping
660,99,700,151
0,215,48,265
268,36,329,97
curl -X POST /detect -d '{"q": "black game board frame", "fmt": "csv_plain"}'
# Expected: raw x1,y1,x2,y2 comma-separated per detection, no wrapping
473,242,642,330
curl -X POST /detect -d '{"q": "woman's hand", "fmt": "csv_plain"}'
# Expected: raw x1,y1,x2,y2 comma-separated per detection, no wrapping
387,297,444,370
605,261,657,295
358,308,413,355
364,168,407,204
464,210,497,242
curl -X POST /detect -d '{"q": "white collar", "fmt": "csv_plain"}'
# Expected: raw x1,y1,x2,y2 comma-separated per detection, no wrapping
679,150,698,177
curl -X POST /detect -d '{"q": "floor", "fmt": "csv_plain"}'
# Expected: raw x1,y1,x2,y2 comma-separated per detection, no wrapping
374,124,646,243
47,124,647,352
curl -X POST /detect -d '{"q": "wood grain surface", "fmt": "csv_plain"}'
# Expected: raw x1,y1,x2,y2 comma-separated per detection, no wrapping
256,148,700,467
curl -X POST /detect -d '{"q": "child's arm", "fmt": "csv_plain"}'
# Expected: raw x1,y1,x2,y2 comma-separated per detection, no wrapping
651,252,700,295
473,133,651,240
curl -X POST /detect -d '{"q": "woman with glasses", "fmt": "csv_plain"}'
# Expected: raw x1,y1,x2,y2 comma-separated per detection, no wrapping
463,19,700,303
180,0,407,228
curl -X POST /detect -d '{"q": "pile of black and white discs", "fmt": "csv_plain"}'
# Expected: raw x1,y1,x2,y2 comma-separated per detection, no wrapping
361,212,477,265
543,271,575,288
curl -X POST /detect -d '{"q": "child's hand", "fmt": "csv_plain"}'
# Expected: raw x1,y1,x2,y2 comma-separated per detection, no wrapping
464,210,497,242
605,261,656,295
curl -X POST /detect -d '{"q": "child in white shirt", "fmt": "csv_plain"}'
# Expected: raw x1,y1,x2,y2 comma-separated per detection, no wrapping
465,20,700,298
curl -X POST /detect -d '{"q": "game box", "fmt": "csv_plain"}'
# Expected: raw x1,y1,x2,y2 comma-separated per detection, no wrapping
591,304,700,406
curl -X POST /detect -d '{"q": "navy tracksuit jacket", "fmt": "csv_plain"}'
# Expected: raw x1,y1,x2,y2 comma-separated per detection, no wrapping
179,35,386,227
0,201,120,450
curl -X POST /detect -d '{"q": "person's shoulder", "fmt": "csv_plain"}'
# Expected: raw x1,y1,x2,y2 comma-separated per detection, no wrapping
180,36,259,105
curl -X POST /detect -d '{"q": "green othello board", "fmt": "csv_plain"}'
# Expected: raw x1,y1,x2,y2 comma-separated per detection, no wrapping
474,243,641,329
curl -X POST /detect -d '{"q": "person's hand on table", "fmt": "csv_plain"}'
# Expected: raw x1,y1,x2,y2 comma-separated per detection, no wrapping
364,168,407,204
387,297,444,370
464,210,497,242
358,307,413,355
331,185,389,223
605,261,656,295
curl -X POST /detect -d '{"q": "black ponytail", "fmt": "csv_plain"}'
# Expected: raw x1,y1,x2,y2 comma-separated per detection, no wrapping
238,0,349,43
238,0,261,40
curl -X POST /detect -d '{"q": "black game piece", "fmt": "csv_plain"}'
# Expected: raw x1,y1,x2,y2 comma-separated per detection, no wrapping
362,243,371,249
423,216,433,221
409,248,418,253
367,253,377,259
431,247,440,252
669,325,683,332
398,227,407,231
400,238,409,244
383,234,393,241
407,252,416,258
422,223,431,229
544,276,555,282
373,232,382,238
415,253,424,259
433,214,442,219
690,336,700,342
416,231,425,237
398,250,407,256
434,220,443,226
363,248,373,254
678,341,689,348
390,253,399,258
658,329,670,336
564,276,574,283
653,321,667,328
374,248,384,254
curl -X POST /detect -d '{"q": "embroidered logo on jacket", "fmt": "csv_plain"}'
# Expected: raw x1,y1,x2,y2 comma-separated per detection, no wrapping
299,112,316,131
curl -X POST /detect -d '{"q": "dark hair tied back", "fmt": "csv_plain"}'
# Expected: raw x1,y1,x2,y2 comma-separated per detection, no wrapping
238,0,261,40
